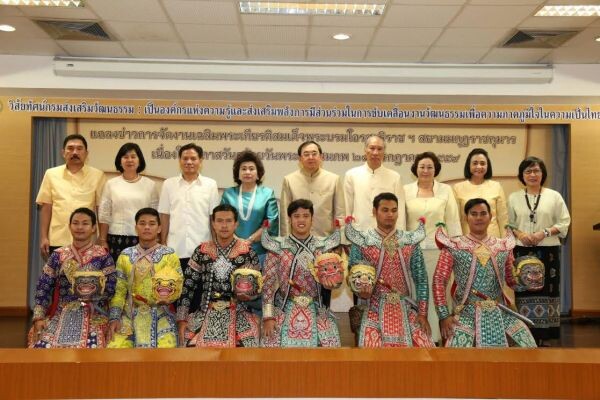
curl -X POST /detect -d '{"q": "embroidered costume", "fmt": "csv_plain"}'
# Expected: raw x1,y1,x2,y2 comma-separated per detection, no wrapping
404,180,462,343
433,226,537,347
261,229,341,347
346,220,434,348
107,244,182,348
30,243,116,348
177,239,261,347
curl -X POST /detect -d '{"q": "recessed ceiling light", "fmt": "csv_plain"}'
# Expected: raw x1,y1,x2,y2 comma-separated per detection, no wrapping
0,24,16,32
535,5,600,17
239,2,385,16
0,0,83,6
596,36,600,42
333,33,351,41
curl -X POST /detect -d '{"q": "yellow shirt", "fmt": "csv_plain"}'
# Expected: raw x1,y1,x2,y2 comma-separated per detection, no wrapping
280,167,345,237
36,164,106,246
452,179,508,238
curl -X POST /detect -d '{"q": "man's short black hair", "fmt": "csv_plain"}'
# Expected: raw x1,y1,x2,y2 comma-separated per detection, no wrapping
63,134,88,150
69,207,96,225
464,198,491,215
212,204,239,222
287,199,314,217
297,141,323,156
373,192,398,209
135,207,160,224
178,143,203,158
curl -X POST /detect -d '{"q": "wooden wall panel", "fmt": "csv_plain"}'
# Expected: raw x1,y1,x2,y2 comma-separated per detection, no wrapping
570,121,600,311
1,348,599,399
0,111,31,308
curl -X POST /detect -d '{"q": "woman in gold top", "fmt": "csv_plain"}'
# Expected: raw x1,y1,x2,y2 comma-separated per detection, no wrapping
453,148,508,238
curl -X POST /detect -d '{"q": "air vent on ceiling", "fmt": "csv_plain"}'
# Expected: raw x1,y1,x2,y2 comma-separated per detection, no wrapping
502,30,579,48
34,20,113,41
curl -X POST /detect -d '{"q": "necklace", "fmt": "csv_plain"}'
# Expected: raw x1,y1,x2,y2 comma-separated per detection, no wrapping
524,188,541,224
123,174,141,183
238,185,257,221
417,181,434,198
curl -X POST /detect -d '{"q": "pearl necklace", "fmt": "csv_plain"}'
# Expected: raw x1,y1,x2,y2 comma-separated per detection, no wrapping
238,185,257,221
123,174,141,183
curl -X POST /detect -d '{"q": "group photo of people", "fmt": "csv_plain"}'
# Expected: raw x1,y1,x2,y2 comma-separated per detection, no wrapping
30,131,571,350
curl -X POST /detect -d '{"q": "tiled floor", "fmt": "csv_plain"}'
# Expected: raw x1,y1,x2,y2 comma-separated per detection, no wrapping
2,313,599,348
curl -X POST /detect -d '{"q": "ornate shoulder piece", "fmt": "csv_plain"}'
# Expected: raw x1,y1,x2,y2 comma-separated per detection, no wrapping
344,221,367,247
229,239,252,259
316,229,341,252
435,225,455,250
199,241,218,260
398,217,426,245
158,245,176,255
261,229,285,255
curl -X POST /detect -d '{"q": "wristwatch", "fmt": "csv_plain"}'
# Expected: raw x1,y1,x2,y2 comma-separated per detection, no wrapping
543,228,551,237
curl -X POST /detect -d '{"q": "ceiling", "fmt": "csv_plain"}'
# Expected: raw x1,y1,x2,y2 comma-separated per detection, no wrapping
0,0,599,64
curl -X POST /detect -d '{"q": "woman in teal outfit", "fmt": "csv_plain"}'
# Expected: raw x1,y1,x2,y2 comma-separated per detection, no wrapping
221,150,279,262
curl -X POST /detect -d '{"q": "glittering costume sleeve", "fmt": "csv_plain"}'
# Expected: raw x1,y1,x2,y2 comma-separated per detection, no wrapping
432,248,454,321
348,243,364,270
321,229,341,252
409,244,429,316
262,251,280,319
109,254,131,321
248,248,261,271
100,250,117,300
165,253,184,301
176,247,203,321
32,251,61,321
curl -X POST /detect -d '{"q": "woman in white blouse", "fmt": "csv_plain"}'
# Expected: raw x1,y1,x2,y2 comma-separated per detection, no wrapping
99,143,159,261
404,151,462,344
453,148,508,238
508,156,570,347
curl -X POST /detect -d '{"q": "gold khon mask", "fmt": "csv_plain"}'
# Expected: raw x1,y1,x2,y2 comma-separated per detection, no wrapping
151,268,183,304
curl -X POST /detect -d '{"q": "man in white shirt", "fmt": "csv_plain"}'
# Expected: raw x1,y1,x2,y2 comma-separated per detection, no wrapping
280,141,345,237
159,143,220,272
344,135,406,231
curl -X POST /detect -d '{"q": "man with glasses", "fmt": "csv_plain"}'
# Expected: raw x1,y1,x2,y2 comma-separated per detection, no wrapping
280,141,345,237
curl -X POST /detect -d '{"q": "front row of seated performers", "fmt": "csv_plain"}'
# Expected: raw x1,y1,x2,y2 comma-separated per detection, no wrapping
30,195,543,349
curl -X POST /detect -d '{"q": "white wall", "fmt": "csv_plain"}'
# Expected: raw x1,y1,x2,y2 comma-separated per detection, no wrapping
2,55,600,100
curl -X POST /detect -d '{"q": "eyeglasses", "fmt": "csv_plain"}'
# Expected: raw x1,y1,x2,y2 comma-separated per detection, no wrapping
524,169,542,175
